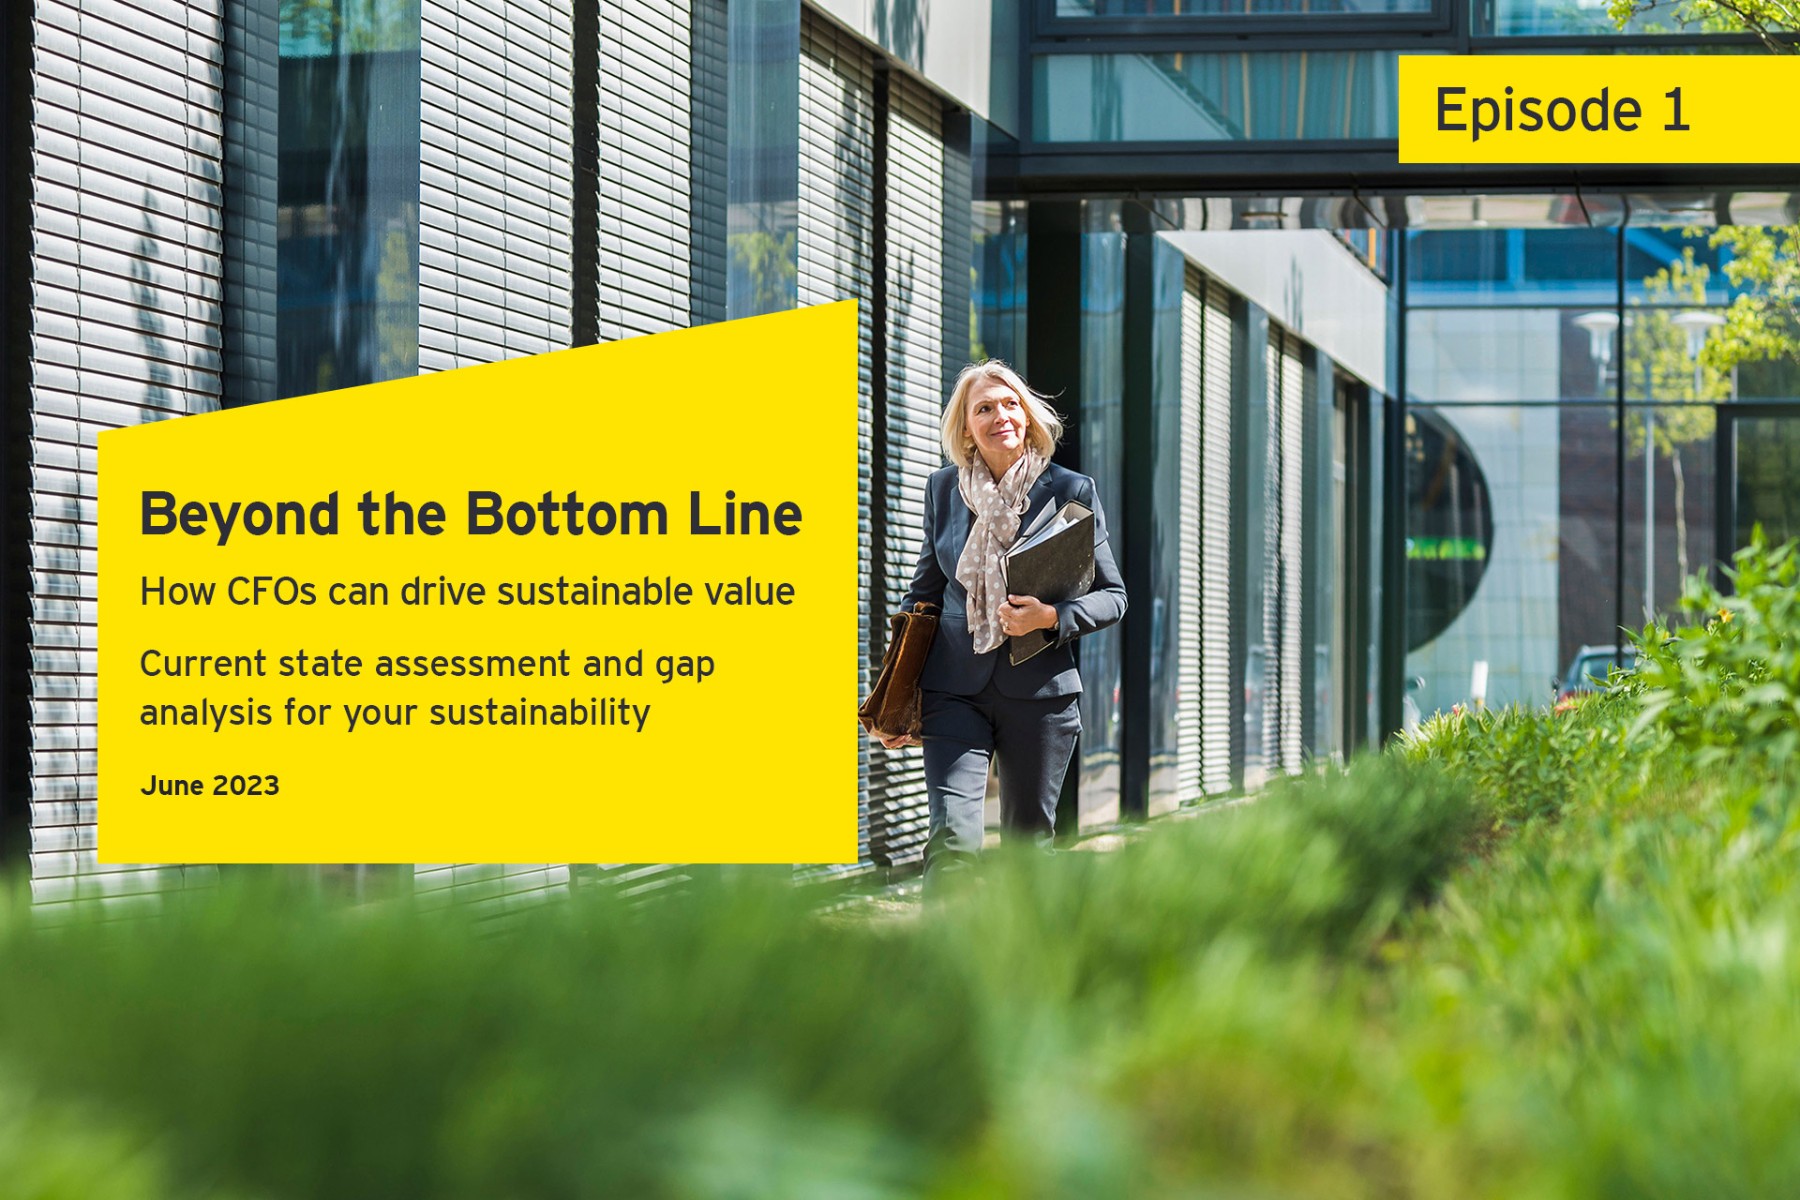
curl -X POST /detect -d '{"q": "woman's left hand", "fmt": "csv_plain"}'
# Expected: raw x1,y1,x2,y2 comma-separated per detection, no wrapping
999,594,1058,637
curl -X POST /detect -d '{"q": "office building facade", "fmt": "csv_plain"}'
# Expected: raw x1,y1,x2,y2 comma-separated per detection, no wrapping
2,0,1793,911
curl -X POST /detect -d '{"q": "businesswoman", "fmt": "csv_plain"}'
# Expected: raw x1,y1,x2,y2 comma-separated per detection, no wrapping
879,361,1127,877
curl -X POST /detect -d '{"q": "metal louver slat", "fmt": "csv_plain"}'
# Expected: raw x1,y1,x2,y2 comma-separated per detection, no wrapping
868,70,944,868
1261,330,1283,774
417,0,576,907
419,0,574,375
27,0,227,914
413,863,574,913
1279,331,1307,774
1175,267,1203,803
1200,278,1233,795
798,11,875,876
599,0,693,341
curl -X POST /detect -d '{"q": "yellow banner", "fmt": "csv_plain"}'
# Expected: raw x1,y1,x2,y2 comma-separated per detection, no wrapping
99,303,861,864
1399,55,1800,164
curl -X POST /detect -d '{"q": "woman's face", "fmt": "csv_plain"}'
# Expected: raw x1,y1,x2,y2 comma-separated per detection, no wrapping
965,381,1030,466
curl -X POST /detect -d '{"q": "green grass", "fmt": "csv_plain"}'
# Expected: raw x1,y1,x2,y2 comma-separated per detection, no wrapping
8,541,1800,1197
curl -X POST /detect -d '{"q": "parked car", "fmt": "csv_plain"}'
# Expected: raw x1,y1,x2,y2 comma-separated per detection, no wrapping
1554,644,1630,703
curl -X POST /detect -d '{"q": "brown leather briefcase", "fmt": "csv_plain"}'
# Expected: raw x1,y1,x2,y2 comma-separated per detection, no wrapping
858,602,940,741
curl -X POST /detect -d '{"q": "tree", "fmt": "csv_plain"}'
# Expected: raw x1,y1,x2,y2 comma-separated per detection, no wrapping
1607,0,1798,50
1628,248,1729,584
280,0,422,54
1626,224,1800,584
1705,226,1800,374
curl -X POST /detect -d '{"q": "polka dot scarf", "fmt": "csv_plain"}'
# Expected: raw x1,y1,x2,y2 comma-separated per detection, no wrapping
955,447,1048,655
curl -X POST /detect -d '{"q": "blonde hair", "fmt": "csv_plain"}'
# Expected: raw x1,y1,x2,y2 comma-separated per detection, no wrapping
939,360,1064,469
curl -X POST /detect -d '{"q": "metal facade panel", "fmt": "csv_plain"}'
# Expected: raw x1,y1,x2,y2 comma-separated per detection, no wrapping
798,11,874,873
419,0,574,374
687,0,726,326
221,0,277,408
598,0,692,340
27,0,227,911
870,70,941,868
1175,266,1203,802
413,863,573,912
417,0,575,905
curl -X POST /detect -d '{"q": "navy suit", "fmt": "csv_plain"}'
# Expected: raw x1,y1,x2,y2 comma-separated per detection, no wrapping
898,461,1128,872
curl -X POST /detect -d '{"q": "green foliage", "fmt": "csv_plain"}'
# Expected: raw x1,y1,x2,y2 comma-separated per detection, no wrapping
1607,0,1799,48
728,229,799,315
1709,225,1800,372
1399,694,1638,829
0,759,1477,1200
13,538,1800,1195
1632,226,1800,386
0,1080,223,1200
279,0,422,54
1630,527,1800,767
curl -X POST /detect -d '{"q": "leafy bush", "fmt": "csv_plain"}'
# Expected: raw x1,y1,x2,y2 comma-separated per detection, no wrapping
6,541,1800,1195
0,758,1481,1200
1631,528,1800,768
1397,692,1636,830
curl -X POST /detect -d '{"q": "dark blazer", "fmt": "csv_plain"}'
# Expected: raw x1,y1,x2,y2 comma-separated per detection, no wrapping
900,461,1127,700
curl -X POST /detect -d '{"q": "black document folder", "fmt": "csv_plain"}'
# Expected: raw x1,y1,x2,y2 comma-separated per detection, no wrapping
1002,500,1095,666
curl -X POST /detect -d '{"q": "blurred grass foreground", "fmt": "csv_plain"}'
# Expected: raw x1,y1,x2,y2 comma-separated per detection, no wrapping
12,540,1800,1198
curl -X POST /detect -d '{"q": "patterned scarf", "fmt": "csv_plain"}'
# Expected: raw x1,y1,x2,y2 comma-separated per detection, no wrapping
955,448,1049,654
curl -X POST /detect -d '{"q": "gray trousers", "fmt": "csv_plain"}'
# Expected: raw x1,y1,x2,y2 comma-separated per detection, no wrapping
920,680,1082,875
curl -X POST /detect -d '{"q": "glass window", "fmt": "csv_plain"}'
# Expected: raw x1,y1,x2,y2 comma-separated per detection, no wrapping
972,201,1028,366
1411,230,1509,284
1147,237,1187,812
728,0,799,318
1409,308,1618,403
1239,308,1271,783
278,0,421,399
1055,0,1433,14
1407,228,1617,307
1730,414,1800,549
1079,202,1126,826
1623,405,1716,623
1484,0,1792,37
1034,51,1400,142
1404,404,1619,718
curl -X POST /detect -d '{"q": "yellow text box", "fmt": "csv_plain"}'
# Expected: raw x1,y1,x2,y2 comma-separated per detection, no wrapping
1400,55,1800,164
99,303,861,864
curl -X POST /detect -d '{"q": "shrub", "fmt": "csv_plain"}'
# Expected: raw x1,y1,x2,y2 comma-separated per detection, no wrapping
1631,528,1800,770
1397,693,1636,830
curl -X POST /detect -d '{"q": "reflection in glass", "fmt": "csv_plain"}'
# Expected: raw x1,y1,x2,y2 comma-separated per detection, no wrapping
972,201,1027,365
1056,0,1430,14
1147,237,1186,811
278,0,420,399
1622,411,1716,625
1405,408,1493,653
1079,203,1125,826
1486,0,1793,36
1406,228,1617,307
728,0,799,318
1405,405,1621,717
1035,52,1399,142
1409,309,1610,403
1622,242,1732,612
1486,0,1643,36
1734,417,1800,547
